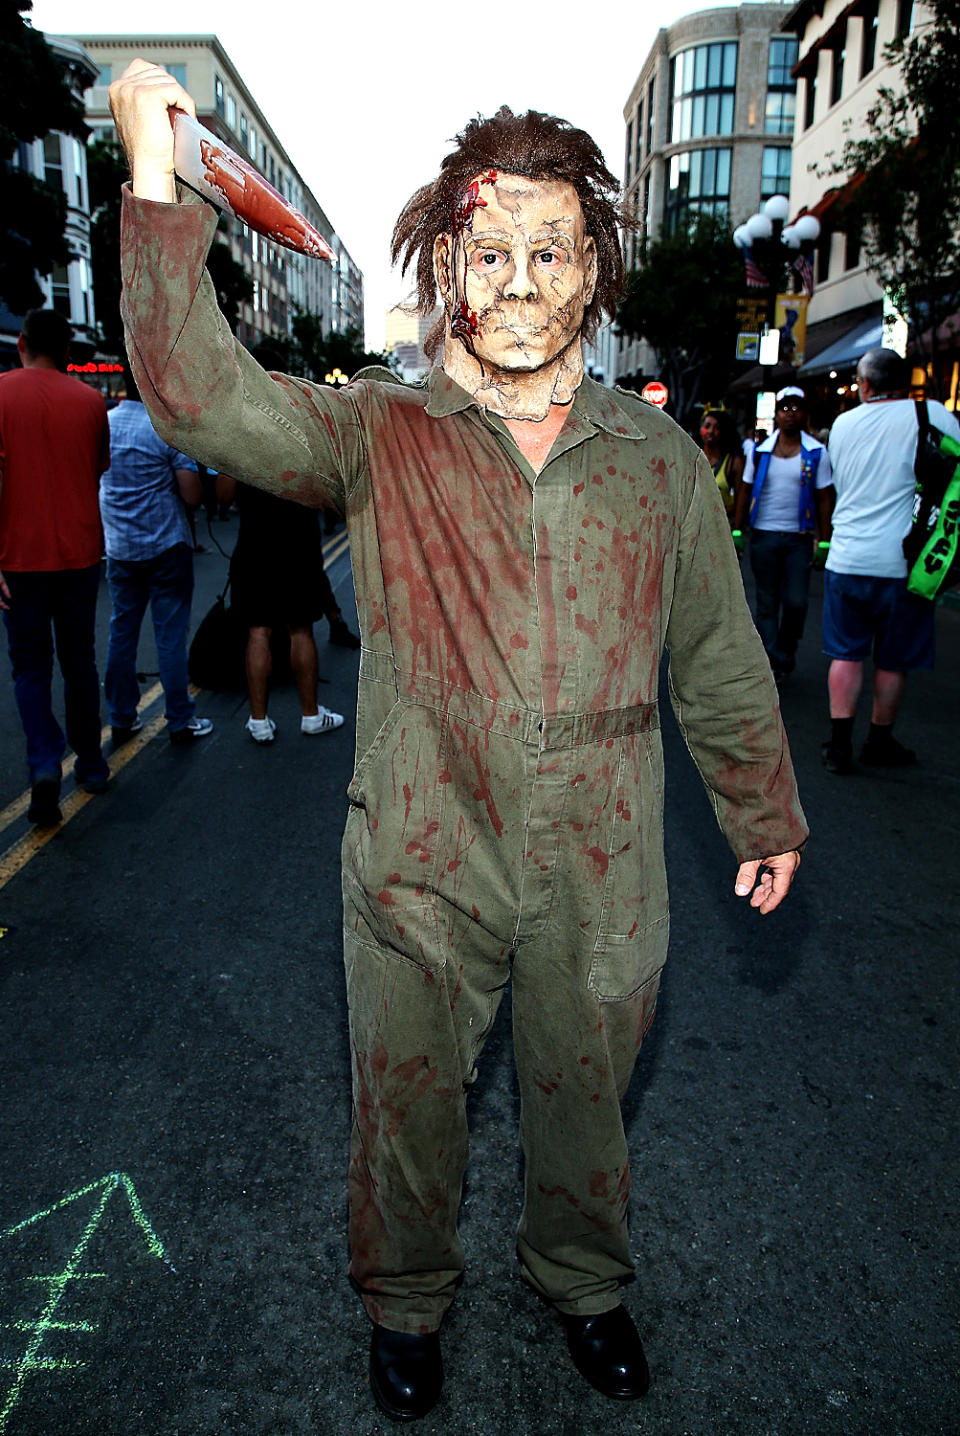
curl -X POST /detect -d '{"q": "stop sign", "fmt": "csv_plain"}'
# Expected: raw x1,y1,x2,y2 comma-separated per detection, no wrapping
642,381,668,408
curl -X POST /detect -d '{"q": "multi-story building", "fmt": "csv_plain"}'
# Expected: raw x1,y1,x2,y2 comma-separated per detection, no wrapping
0,35,100,369
74,34,363,353
783,0,937,389
615,2,798,387
384,306,441,381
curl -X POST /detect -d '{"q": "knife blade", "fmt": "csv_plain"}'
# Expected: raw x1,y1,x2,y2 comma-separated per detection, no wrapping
171,109,336,262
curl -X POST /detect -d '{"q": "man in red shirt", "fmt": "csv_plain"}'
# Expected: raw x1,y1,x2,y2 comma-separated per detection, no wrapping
0,308,111,824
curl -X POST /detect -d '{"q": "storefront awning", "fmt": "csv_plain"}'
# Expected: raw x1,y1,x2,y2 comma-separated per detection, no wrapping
799,314,884,377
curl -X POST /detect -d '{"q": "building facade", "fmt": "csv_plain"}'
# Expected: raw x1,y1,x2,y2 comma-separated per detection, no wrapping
74,35,363,353
615,2,798,386
783,0,938,389
0,35,99,369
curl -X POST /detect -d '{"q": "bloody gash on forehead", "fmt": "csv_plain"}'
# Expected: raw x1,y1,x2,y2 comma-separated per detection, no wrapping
392,107,627,360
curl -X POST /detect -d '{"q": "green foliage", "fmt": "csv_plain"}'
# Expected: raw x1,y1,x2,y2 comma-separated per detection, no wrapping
835,0,960,380
0,1,89,314
290,311,386,382
616,213,742,427
205,240,254,334
87,136,127,355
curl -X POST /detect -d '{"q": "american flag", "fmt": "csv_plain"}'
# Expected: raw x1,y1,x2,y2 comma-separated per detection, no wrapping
793,252,814,296
743,246,769,289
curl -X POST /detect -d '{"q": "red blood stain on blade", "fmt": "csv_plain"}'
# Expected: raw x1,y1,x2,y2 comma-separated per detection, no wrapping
171,110,335,261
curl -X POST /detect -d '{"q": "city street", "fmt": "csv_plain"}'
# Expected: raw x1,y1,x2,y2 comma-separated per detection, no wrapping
0,526,957,1436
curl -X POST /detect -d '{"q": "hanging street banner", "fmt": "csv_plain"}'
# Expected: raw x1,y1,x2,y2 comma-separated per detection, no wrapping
775,293,809,367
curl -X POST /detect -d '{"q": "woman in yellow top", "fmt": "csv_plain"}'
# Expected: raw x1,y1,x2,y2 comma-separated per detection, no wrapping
698,406,744,530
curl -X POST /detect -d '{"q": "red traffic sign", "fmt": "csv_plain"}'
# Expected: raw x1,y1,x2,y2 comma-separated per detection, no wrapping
642,381,668,408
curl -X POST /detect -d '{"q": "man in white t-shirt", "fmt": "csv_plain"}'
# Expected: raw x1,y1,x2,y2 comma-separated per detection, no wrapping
821,347,960,774
735,387,833,679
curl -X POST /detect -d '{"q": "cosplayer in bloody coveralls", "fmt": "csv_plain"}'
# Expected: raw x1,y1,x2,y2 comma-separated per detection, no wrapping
111,61,808,1422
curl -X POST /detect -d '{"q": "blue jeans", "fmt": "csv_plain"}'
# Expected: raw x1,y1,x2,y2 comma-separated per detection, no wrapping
748,529,814,672
105,543,196,731
2,564,109,786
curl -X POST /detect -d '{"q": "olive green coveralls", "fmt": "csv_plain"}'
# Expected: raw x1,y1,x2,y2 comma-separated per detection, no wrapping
120,189,808,1333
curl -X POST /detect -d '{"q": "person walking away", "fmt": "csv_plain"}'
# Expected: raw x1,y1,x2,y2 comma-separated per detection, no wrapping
820,348,960,773
215,473,346,742
735,386,833,680
0,308,111,825
99,365,213,746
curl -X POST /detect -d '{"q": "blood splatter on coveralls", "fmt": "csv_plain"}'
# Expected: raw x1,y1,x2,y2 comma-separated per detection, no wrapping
120,190,808,1334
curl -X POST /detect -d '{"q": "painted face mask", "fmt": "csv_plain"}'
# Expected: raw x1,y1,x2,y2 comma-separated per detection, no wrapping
436,172,597,420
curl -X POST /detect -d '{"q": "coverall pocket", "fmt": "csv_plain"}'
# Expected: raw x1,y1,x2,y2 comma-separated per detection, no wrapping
589,729,669,1000
343,700,444,968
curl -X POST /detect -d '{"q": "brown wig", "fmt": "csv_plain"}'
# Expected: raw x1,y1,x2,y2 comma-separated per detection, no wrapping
391,106,628,358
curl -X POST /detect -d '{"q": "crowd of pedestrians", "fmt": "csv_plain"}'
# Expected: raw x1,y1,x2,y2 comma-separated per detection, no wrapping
0,310,354,828
701,349,958,773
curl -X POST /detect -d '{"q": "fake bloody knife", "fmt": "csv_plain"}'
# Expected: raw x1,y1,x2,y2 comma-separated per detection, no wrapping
170,109,335,262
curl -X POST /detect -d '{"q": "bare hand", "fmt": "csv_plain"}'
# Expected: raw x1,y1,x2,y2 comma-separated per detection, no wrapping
734,849,801,915
0,569,9,611
109,58,197,203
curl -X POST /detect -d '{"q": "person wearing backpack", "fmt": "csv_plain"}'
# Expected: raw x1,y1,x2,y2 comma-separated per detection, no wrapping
819,348,959,774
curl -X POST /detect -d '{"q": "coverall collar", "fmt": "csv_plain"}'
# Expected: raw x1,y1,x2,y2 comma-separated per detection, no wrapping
425,368,646,482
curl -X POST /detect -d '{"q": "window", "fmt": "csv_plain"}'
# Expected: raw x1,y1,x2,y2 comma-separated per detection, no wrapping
248,124,258,160
896,0,914,38
766,37,798,135
844,228,861,270
214,75,224,116
816,226,832,283
165,63,186,87
803,70,817,129
860,0,879,76
240,113,248,151
50,262,70,316
664,146,731,231
95,64,111,87
830,23,847,106
669,42,737,143
73,137,87,211
269,155,276,187
226,94,236,131
646,77,655,154
43,134,63,186
625,120,633,184
761,146,792,199
635,102,643,170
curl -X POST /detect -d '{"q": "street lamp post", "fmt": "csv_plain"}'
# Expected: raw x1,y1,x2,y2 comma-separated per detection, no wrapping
733,195,821,366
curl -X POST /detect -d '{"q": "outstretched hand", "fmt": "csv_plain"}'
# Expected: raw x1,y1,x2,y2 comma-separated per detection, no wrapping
109,59,197,204
734,849,801,915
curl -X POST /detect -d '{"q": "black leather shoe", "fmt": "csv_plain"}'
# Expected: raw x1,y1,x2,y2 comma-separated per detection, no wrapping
369,1324,443,1421
561,1305,650,1399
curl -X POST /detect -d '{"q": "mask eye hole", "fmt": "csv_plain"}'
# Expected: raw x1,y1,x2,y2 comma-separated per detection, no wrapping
469,249,507,273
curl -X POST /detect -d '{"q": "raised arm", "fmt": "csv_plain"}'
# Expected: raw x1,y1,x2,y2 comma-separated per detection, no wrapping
108,61,363,514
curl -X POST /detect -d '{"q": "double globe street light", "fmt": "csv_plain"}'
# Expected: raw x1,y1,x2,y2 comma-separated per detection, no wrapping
732,194,821,365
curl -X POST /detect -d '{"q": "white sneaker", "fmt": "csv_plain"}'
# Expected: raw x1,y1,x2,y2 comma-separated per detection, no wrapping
246,715,276,743
301,706,344,734
170,716,214,745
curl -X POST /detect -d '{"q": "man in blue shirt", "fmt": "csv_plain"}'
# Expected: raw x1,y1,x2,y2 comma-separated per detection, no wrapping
99,369,213,745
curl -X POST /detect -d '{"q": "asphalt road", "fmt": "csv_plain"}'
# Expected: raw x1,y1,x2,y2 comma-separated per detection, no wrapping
0,522,957,1436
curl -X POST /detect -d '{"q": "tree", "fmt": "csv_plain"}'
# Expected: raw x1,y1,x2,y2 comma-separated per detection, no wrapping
615,213,743,428
87,136,127,356
833,0,960,391
0,1,89,314
205,239,254,334
290,312,386,383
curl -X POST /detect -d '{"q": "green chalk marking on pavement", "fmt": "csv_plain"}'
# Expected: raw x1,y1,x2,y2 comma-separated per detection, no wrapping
0,1173,173,1433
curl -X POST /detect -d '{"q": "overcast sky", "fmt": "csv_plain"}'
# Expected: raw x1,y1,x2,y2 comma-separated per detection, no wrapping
29,0,756,348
